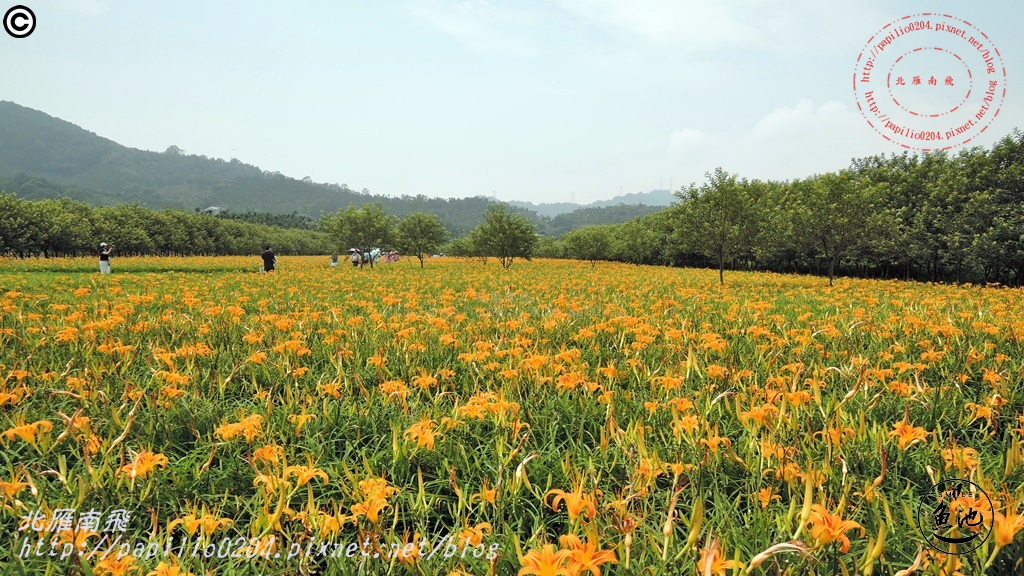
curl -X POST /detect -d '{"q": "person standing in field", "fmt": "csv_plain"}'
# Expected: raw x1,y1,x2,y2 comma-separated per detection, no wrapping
351,249,361,267
261,245,276,273
331,254,339,268
98,242,113,274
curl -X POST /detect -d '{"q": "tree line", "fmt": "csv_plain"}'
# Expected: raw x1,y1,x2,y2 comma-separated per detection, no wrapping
551,131,1024,286
0,193,521,267
0,195,327,257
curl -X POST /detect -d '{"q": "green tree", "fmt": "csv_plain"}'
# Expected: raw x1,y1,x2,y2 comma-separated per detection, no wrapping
444,236,477,262
92,204,156,256
562,226,613,266
533,235,563,259
320,203,395,269
744,180,795,272
0,194,36,256
675,168,757,284
790,171,887,286
35,198,94,257
470,205,538,269
612,217,660,266
467,226,490,265
396,212,448,268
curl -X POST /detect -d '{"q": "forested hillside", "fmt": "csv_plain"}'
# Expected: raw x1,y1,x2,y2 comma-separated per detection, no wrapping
545,204,663,236
0,101,659,235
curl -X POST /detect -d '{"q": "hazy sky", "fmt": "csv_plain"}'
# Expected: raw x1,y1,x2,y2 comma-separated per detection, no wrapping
3,0,1020,204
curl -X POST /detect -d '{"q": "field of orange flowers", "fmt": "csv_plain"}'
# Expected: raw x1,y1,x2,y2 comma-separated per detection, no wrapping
1,255,1023,576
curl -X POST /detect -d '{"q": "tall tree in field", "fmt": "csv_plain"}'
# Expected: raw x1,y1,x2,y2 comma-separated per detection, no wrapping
0,194,37,257
982,132,1024,284
467,226,489,265
790,170,887,286
675,168,757,284
10,198,94,257
471,205,538,269
745,179,797,272
562,226,613,266
613,217,660,266
93,203,157,256
320,203,395,269
396,212,447,268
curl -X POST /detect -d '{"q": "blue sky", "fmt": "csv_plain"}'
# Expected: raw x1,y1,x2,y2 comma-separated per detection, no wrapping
2,0,1020,204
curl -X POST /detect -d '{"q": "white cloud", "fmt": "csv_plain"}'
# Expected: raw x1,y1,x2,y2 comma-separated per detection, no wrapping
407,0,540,57
669,127,709,149
669,99,879,183
748,99,856,141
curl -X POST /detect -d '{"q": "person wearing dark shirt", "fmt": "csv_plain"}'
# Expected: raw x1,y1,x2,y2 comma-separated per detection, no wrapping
99,242,113,274
261,246,276,273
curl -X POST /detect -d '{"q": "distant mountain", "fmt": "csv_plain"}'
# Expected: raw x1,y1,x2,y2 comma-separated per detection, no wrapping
509,189,676,217
506,200,579,218
592,189,676,208
0,101,670,236
0,101,540,233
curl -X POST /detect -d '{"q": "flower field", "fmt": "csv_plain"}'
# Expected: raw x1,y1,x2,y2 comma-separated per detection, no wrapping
1,256,1023,575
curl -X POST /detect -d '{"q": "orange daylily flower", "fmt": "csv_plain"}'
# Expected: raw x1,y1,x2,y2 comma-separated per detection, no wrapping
316,510,347,538
169,506,232,537
287,413,317,436
54,528,100,557
253,472,289,493
471,478,498,505
2,420,53,445
458,522,492,548
990,504,1024,551
285,464,329,487
546,485,598,522
806,504,865,553
215,414,263,442
404,418,439,450
518,544,572,576
558,534,618,576
0,476,29,500
117,450,169,480
757,488,781,510
94,555,141,576
889,421,928,449
253,444,284,466
351,477,398,524
696,538,742,576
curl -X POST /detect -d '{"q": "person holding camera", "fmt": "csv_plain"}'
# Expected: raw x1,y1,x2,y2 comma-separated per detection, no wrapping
99,242,113,274
261,245,276,273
